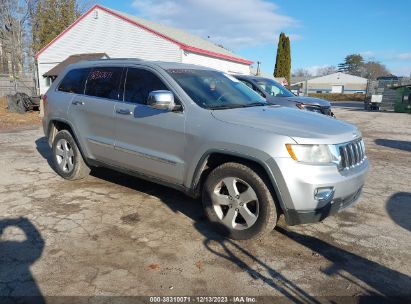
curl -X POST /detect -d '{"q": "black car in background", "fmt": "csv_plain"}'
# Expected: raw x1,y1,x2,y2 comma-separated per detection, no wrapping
234,75,335,117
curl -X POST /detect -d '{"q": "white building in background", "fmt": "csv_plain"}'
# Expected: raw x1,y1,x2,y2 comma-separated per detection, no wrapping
36,4,253,94
292,72,368,95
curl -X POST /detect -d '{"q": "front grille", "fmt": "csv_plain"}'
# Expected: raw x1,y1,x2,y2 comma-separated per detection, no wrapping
339,139,366,169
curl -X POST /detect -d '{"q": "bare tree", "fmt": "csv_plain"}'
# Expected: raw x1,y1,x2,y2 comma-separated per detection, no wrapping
362,61,390,80
0,0,32,92
292,68,312,77
316,65,337,76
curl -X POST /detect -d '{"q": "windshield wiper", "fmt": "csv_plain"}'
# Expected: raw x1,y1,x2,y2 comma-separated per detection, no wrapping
240,102,267,108
208,104,242,110
209,102,267,110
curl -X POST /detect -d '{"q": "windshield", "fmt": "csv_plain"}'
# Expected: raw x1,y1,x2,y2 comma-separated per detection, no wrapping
167,69,267,109
254,78,294,97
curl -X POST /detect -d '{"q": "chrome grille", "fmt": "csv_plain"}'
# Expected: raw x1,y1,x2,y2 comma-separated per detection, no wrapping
339,139,366,169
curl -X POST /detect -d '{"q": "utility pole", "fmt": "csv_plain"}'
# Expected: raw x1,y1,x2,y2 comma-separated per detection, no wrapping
256,61,261,76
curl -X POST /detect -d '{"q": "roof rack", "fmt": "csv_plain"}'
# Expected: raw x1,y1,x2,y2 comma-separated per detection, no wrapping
92,58,142,61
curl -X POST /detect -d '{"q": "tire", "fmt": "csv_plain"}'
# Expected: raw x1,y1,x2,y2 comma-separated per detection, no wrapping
202,162,278,240
52,130,90,180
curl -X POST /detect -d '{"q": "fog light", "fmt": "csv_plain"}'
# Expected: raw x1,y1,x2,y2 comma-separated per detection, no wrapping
314,187,335,202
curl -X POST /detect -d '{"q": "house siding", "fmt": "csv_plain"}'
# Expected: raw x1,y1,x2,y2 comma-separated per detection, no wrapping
181,50,250,75
307,83,367,94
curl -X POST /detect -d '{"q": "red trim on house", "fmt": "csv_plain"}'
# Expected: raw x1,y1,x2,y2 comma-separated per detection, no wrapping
35,5,253,65
181,46,253,65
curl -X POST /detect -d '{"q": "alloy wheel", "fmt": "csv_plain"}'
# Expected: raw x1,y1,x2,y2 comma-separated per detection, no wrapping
212,177,259,230
55,139,74,173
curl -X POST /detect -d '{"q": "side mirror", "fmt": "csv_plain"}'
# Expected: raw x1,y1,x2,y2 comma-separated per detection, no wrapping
147,90,176,111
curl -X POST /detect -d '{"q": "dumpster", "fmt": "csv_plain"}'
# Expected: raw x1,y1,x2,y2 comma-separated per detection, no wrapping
393,85,411,114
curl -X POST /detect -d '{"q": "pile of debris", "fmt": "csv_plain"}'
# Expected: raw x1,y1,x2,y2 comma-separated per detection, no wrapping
6,93,40,113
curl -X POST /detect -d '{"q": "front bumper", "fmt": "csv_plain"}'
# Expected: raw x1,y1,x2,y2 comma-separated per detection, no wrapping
266,157,369,225
286,186,363,225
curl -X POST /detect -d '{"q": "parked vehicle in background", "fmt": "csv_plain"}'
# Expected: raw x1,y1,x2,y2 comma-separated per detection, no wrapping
42,59,368,240
234,75,335,117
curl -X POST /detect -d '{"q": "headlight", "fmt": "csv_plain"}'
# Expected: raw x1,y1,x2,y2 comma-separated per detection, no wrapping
286,144,340,164
296,103,322,113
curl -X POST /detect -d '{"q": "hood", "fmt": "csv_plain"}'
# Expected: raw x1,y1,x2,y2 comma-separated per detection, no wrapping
211,106,359,145
267,96,331,107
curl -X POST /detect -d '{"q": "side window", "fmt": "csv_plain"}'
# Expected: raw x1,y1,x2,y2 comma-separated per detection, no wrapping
85,67,123,99
58,68,90,94
124,68,168,104
270,86,281,96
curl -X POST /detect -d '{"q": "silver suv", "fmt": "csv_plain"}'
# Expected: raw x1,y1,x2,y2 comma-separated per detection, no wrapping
42,59,369,240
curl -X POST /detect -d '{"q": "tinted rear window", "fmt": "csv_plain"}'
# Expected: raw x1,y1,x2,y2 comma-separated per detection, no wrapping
58,68,90,94
85,67,123,99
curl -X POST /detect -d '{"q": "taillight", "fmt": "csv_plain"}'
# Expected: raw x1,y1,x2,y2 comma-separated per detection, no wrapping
42,94,47,116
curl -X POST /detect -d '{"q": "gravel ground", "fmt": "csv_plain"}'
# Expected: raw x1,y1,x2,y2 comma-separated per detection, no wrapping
0,105,410,301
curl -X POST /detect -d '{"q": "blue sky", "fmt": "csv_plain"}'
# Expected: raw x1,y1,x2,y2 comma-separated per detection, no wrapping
99,0,411,76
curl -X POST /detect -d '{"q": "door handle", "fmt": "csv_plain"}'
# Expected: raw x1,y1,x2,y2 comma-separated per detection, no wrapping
116,108,133,115
72,100,84,106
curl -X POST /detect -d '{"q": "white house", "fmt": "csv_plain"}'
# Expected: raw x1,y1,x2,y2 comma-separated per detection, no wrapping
36,5,253,94
292,72,368,95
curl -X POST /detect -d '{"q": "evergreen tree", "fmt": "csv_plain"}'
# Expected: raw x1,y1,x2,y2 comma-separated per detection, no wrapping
274,32,291,86
284,35,291,85
337,54,364,76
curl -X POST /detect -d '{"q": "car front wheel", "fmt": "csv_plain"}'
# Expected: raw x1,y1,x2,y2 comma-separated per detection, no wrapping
202,162,278,240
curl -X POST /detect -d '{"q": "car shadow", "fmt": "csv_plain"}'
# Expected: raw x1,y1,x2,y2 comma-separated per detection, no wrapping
375,139,411,153
90,167,411,300
90,167,206,222
35,137,54,169
0,217,45,303
386,192,411,232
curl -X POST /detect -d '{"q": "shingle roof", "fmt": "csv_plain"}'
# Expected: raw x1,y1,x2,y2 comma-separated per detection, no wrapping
36,5,252,65
43,53,109,77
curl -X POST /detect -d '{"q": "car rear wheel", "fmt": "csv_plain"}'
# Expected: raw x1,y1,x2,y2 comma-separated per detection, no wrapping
202,162,278,240
52,130,90,180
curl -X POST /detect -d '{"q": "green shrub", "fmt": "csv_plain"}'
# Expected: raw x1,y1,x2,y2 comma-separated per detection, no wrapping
307,93,365,101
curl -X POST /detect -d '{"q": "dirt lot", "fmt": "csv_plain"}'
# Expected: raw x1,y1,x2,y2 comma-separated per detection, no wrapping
0,104,410,301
